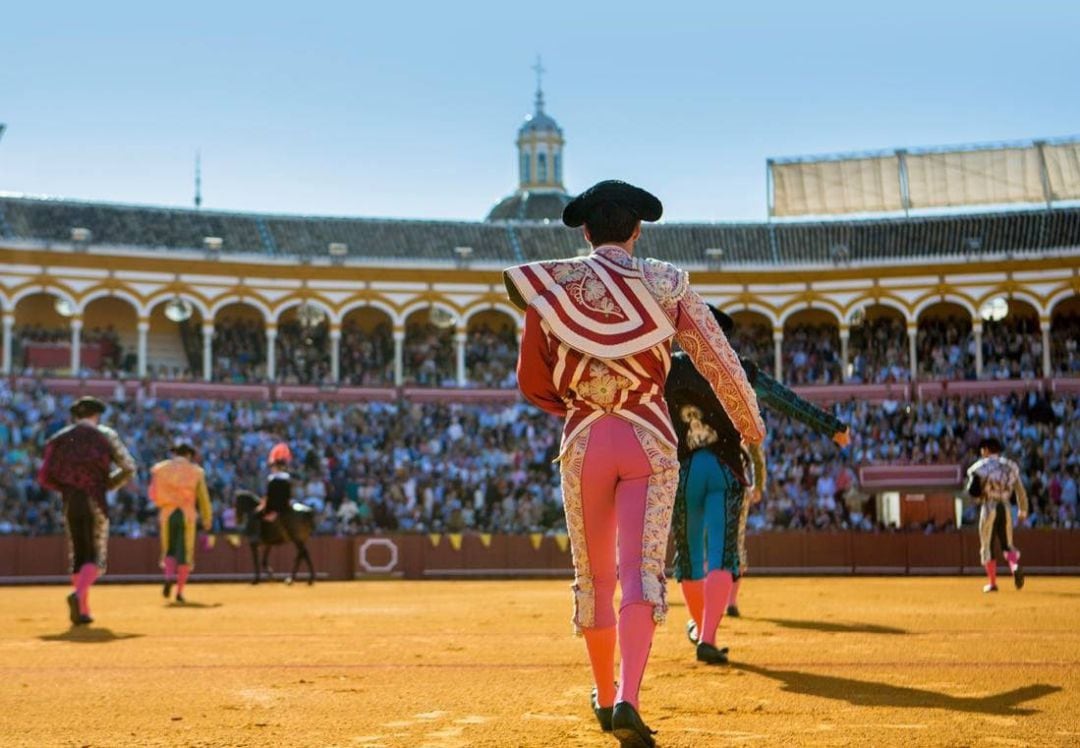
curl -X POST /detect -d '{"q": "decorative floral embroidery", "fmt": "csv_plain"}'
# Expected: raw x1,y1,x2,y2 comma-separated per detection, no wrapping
574,362,632,409
736,494,751,572
550,262,626,319
67,501,109,573
641,258,689,310
674,294,766,444
633,424,680,626
559,430,593,635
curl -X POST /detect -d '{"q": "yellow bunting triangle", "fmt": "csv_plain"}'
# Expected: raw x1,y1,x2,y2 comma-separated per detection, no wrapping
529,533,544,551
448,533,463,551
554,533,570,553
479,533,492,548
226,534,242,548
204,535,217,550
428,533,442,548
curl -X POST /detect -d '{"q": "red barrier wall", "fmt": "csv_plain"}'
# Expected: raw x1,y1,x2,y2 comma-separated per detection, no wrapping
2,530,1077,582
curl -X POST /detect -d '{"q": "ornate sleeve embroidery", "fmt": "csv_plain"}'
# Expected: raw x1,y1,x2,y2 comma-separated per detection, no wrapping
103,426,137,490
673,290,766,444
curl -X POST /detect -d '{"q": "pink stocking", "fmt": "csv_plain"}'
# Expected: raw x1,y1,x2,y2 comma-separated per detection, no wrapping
680,579,704,630
75,563,98,616
163,557,177,581
583,626,617,707
177,565,190,596
984,560,998,586
1004,550,1019,573
728,577,742,607
616,603,656,709
701,570,733,646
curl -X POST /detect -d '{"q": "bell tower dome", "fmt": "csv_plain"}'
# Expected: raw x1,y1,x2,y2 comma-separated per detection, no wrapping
486,57,571,222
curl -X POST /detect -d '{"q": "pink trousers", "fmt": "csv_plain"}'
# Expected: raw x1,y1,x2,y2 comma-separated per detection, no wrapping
561,415,679,708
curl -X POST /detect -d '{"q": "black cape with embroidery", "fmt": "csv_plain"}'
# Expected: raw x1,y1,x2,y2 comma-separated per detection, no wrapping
665,352,751,486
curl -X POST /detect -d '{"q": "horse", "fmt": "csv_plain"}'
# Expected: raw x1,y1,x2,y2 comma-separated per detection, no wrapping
234,490,316,585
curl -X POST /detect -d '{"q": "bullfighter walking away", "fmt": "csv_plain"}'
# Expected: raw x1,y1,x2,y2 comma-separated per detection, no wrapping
37,396,136,625
506,180,765,746
149,442,213,603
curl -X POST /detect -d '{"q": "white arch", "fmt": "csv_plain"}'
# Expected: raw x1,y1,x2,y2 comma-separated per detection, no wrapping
460,301,523,329
10,284,79,312
844,296,912,325
912,293,978,321
399,299,460,325
972,288,1046,319
77,287,147,317
208,295,271,324
273,297,335,324
778,300,844,327
333,297,400,327
0,290,10,315
1047,287,1080,317
147,291,213,321
727,302,780,328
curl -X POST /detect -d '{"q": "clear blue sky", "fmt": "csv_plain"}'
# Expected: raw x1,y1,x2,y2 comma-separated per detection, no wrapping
1,1,1077,222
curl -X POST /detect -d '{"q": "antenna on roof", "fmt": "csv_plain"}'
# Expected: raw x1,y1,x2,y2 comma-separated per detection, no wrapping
0,124,6,145
194,149,202,209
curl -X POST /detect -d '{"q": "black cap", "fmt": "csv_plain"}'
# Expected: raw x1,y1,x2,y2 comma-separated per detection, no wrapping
562,179,663,228
70,396,106,419
979,437,1003,454
171,442,197,458
708,305,735,337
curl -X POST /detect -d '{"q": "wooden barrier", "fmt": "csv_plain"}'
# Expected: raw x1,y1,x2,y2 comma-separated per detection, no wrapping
2,529,1077,583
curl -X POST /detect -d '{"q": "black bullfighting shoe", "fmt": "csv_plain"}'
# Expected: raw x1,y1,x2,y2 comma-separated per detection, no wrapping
1013,564,1025,590
696,641,730,665
591,687,613,732
983,583,998,593
611,702,656,748
163,580,173,599
726,604,741,617
66,593,80,625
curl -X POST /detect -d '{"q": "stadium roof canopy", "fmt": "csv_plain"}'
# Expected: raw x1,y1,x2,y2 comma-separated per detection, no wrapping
769,136,1080,219
1,193,1079,267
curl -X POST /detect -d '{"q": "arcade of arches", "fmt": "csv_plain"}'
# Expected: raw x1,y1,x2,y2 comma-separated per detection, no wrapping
3,290,1078,387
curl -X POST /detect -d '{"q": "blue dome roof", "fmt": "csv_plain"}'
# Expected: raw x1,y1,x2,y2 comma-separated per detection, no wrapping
520,110,561,135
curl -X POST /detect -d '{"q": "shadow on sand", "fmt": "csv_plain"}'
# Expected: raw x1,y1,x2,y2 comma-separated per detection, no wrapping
734,662,1060,716
39,627,144,644
750,617,908,635
166,600,223,609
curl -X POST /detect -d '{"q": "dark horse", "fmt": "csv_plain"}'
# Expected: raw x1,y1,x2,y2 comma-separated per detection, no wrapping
235,490,316,585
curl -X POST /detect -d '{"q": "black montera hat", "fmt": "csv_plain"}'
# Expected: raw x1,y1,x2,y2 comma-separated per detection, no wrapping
979,437,1004,454
708,305,735,337
171,442,197,458
70,396,106,419
562,179,663,228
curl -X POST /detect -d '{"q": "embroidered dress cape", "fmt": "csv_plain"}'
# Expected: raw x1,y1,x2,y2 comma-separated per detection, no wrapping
508,244,764,630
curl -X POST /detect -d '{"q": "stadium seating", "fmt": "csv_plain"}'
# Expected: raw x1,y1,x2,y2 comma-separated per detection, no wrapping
5,194,1079,265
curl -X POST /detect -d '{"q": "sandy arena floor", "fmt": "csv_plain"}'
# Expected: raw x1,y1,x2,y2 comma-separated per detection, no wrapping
0,577,1077,747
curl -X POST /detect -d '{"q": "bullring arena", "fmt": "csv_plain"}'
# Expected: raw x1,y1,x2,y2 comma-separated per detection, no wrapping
2,70,1080,746
2,578,1078,747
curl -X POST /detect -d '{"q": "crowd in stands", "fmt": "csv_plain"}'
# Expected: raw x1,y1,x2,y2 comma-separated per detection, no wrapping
275,319,331,385
403,320,454,386
1051,312,1080,377
781,323,843,385
0,381,1075,540
202,318,266,383
729,320,773,374
466,324,518,388
847,315,911,384
340,321,394,386
15,325,130,377
7,306,1076,388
